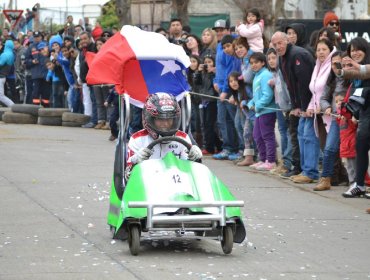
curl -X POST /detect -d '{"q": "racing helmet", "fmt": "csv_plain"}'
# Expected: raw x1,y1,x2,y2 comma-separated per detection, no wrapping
143,92,181,139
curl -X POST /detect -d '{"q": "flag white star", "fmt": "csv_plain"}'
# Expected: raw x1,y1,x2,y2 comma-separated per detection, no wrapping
158,60,181,76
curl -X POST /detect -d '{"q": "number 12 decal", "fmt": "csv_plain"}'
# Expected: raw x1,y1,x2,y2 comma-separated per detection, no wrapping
172,174,182,183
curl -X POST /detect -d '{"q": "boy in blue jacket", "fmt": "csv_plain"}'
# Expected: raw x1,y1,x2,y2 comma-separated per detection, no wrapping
213,34,243,160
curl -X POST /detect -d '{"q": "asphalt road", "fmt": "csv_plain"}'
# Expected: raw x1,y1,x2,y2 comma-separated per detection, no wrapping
0,123,369,280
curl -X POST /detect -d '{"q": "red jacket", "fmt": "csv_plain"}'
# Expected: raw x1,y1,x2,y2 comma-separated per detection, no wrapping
338,117,357,158
338,84,357,158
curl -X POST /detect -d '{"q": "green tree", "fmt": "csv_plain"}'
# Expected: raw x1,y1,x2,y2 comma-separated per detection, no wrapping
98,0,120,28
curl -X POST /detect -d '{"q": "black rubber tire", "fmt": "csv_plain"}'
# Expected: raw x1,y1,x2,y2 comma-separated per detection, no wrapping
11,104,41,117
2,112,37,124
0,107,11,121
62,112,90,125
38,108,69,117
62,121,83,127
221,226,233,254
128,225,140,256
38,116,62,126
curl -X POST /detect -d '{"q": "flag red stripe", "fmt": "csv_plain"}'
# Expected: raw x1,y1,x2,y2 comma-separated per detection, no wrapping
86,32,137,94
122,60,149,103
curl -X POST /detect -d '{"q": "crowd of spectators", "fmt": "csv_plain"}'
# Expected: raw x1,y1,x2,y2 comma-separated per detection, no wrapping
0,16,120,140
0,11,369,213
155,11,370,214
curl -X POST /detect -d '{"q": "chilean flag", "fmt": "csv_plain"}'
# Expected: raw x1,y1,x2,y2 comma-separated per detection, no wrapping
86,25,190,107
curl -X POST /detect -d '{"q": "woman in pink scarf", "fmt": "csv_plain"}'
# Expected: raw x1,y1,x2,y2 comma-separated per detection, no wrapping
307,38,338,191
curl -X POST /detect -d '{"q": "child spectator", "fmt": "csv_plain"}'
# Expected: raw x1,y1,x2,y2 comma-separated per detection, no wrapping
58,44,79,112
187,54,203,147
248,52,277,171
266,48,292,175
233,37,256,166
336,89,357,186
227,72,255,165
45,60,65,108
194,54,222,155
235,7,264,53
213,34,242,160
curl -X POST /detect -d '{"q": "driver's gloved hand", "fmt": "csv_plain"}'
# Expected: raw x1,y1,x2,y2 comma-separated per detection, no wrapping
188,145,202,161
132,148,153,164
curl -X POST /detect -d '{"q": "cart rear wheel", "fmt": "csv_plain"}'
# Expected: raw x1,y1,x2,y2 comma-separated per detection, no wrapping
128,225,140,256
221,226,233,254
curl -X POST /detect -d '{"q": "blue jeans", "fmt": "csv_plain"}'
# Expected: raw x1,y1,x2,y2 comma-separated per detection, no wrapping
90,86,98,125
234,107,245,151
217,100,238,152
322,120,340,177
68,87,82,113
298,117,320,179
277,111,292,169
51,81,65,108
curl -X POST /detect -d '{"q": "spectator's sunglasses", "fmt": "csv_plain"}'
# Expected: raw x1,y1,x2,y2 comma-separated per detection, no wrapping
329,21,339,26
102,34,111,38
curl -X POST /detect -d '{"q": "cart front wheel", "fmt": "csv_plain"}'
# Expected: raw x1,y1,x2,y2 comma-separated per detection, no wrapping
221,226,233,254
128,225,140,256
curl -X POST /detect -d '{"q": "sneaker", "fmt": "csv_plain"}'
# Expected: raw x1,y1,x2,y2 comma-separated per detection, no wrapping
250,161,264,169
212,150,230,160
364,192,370,199
82,122,95,128
228,151,243,161
280,169,301,179
342,183,365,198
270,165,289,175
291,174,317,184
256,161,276,171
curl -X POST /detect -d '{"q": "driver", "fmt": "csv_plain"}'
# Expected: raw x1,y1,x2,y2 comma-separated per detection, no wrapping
125,92,202,176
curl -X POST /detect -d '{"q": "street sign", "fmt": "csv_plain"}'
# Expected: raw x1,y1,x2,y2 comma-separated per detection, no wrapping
3,9,24,29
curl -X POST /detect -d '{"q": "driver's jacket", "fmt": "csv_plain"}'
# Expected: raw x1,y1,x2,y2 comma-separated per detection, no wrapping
126,129,192,175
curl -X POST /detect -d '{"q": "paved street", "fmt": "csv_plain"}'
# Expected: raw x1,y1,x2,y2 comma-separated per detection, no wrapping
0,123,369,280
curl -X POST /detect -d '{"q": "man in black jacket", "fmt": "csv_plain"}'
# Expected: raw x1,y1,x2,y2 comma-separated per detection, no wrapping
78,31,97,128
271,31,316,183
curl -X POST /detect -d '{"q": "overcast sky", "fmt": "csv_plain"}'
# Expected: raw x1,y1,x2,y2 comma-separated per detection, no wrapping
1,0,108,24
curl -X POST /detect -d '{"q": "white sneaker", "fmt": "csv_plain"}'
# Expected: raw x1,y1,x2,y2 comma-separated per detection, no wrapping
342,182,365,198
250,161,264,169
256,161,276,171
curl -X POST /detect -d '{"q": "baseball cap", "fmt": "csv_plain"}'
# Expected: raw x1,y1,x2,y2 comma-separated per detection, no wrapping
33,31,42,37
213,19,228,30
37,41,47,50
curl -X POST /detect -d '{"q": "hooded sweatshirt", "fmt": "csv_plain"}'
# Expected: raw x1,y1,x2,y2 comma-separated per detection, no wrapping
0,40,15,77
285,23,315,57
308,46,337,135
